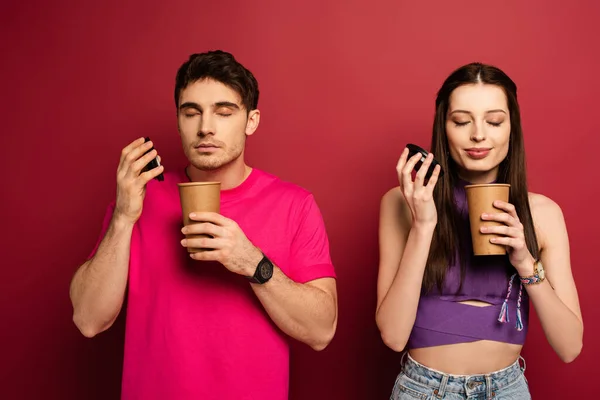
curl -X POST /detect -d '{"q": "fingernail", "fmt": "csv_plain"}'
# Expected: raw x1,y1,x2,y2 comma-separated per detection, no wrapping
189,213,196,218
181,227,187,234
181,239,187,246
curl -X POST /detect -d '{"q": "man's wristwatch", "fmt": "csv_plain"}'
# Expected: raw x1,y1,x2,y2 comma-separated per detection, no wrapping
247,254,274,284
520,259,545,286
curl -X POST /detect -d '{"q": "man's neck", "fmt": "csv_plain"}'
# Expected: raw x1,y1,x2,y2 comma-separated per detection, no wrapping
186,159,252,190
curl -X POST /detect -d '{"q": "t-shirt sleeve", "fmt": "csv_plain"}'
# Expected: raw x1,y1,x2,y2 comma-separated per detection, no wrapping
86,201,116,260
288,194,336,283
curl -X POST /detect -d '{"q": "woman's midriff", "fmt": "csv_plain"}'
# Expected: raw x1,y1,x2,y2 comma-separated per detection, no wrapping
409,300,523,374
409,340,523,375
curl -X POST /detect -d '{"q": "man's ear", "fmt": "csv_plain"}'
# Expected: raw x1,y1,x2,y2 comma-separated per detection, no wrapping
245,109,260,136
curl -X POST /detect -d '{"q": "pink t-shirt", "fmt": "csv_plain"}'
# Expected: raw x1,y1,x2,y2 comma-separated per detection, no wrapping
89,168,336,400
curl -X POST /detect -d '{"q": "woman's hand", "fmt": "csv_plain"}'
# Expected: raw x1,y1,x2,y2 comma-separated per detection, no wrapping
480,200,536,274
396,148,441,229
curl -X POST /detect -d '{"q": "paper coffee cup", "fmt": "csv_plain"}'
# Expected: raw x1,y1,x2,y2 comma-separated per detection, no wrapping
177,182,220,252
464,183,510,256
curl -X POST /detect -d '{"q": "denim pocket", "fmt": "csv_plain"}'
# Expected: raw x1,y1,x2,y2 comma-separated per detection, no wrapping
496,374,531,400
392,373,431,400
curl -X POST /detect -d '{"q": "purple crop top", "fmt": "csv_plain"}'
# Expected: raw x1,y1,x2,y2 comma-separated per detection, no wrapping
407,180,529,349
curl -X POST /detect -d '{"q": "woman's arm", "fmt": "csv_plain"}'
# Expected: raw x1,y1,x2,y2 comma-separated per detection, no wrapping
525,194,583,362
375,188,436,351
375,150,441,351
484,193,583,362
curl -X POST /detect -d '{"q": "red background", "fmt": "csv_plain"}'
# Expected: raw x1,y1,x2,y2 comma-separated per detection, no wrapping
1,0,598,398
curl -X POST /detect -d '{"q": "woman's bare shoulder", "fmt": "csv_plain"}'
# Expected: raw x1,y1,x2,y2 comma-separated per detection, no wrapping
528,192,567,248
380,186,412,228
528,192,564,217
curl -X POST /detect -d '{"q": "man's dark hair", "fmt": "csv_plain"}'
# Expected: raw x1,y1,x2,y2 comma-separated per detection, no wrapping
174,50,259,112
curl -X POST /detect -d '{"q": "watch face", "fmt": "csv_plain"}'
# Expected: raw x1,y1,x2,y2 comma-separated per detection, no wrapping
535,261,546,280
536,261,545,280
260,262,273,280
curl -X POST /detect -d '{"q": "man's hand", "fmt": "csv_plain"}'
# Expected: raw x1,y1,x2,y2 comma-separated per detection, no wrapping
181,212,263,276
114,138,164,225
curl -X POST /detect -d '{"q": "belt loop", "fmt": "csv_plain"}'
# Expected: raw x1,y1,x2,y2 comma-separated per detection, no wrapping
485,375,493,399
400,351,408,369
519,355,527,373
435,374,448,398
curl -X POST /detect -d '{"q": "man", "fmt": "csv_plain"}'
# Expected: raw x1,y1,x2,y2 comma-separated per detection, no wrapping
69,50,338,400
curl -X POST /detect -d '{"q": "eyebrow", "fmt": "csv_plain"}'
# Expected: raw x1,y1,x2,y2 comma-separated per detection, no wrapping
179,102,201,112
215,101,240,110
449,109,507,116
178,101,240,112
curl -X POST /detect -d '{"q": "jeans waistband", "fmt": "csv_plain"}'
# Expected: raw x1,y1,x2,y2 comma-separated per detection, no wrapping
401,353,525,397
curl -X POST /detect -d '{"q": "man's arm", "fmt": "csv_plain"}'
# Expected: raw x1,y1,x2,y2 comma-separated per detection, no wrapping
249,258,337,351
69,138,164,337
182,202,338,351
70,213,133,337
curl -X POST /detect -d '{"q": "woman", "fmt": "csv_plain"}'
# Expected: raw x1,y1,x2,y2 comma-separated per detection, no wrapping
376,62,583,399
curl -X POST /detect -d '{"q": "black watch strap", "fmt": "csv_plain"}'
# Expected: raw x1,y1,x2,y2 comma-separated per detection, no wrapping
248,254,274,284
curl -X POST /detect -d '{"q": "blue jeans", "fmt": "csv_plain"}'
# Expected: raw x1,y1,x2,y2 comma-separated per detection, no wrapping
391,353,531,400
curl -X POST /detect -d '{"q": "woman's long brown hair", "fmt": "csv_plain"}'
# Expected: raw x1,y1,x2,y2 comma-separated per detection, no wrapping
424,62,540,293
